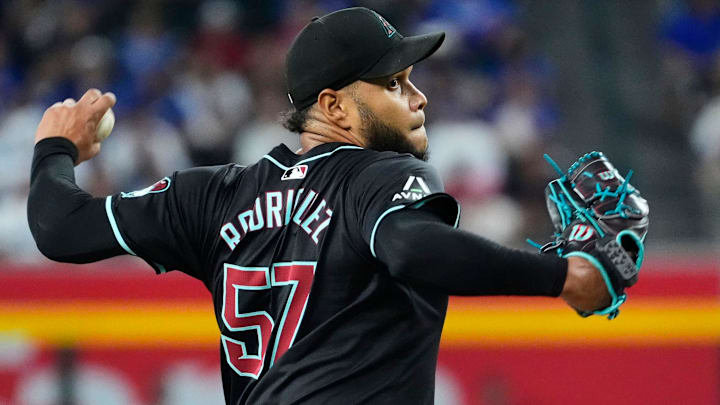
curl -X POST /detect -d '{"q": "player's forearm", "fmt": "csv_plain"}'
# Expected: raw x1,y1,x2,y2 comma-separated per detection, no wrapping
374,209,567,296
28,137,124,262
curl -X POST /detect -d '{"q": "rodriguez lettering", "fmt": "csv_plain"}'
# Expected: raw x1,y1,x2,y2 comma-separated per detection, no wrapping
219,188,333,251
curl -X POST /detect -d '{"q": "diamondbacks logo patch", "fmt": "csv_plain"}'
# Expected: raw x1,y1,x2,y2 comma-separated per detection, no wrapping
371,11,396,38
120,177,171,198
282,165,308,181
392,175,431,201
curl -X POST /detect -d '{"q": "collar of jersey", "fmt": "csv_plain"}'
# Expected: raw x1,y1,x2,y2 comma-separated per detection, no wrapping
263,142,364,170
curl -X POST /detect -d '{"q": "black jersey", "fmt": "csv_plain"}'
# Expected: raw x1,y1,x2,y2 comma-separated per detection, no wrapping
105,142,460,404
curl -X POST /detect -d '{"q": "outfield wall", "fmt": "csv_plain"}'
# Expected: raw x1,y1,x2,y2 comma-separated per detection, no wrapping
0,258,717,404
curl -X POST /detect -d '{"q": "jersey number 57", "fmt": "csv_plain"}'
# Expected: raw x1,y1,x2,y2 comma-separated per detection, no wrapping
221,262,316,379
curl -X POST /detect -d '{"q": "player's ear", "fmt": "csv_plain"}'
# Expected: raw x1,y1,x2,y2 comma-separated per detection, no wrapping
316,88,352,130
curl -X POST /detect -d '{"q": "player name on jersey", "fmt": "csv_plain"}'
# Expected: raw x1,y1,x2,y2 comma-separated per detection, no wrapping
220,188,332,251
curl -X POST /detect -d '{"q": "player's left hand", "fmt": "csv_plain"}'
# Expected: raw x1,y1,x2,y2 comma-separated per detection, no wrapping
34,89,116,165
538,151,649,319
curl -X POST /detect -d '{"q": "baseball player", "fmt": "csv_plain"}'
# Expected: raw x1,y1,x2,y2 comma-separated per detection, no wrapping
27,7,643,404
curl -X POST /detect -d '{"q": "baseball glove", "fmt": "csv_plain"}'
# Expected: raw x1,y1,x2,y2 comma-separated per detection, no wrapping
534,151,649,319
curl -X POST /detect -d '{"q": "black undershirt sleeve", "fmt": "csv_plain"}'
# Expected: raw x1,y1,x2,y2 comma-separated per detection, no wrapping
374,208,568,297
27,137,125,263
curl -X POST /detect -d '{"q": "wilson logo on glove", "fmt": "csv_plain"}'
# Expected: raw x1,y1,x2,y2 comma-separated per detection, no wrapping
598,170,616,181
568,224,594,242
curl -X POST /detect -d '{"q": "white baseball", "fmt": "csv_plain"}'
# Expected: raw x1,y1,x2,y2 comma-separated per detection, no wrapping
96,108,115,141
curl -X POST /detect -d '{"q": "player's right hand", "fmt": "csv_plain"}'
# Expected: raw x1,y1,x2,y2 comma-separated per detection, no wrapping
34,89,116,165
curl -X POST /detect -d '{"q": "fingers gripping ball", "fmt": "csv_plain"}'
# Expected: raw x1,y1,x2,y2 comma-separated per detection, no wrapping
96,108,115,141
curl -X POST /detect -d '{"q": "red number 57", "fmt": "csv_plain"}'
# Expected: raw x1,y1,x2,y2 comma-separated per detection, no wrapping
221,261,315,379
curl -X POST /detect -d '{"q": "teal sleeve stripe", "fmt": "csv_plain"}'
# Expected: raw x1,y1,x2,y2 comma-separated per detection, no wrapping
296,146,364,165
154,263,167,274
370,205,407,258
263,146,364,170
453,201,461,229
105,196,137,256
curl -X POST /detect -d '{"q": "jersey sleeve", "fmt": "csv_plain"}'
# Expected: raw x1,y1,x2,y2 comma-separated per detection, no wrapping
105,164,238,280
352,155,461,258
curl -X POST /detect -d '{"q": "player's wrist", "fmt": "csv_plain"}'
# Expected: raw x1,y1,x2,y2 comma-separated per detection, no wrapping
32,137,79,168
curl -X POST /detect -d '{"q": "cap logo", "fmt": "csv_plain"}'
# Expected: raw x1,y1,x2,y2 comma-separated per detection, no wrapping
371,11,396,38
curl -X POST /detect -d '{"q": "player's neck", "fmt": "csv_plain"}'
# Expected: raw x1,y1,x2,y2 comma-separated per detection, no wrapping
298,121,364,154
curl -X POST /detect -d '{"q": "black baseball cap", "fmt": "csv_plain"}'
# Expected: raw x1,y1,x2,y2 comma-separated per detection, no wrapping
285,7,445,110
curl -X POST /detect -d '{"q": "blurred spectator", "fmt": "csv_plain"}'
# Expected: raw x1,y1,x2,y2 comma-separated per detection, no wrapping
0,35,22,116
192,1,250,71
173,47,252,165
96,107,192,193
660,0,720,125
233,85,300,165
689,66,720,238
428,121,526,244
0,100,44,262
660,0,720,240
662,0,720,71
69,35,115,92
115,3,178,115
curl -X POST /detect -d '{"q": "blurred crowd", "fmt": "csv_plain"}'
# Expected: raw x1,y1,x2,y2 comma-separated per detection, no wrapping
1,0,718,263
0,0,562,262
661,0,720,240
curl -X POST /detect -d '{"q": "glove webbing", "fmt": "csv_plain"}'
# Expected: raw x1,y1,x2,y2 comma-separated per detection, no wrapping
544,153,639,226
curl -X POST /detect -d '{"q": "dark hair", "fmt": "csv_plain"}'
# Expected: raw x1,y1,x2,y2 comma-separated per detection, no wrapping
281,106,311,134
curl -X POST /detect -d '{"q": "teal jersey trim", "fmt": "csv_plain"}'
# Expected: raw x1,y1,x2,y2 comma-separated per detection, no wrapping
155,262,167,274
262,155,290,171
105,196,137,256
453,201,461,228
104,196,167,274
263,145,364,170
370,205,407,258
296,146,363,165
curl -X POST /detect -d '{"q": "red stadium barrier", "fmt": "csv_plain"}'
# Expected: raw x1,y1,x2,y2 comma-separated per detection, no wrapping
0,257,718,404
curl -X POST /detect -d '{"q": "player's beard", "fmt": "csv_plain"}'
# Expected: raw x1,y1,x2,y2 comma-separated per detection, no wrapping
356,101,428,161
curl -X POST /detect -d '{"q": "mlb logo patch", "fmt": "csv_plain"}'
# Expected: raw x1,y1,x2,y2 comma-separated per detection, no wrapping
282,165,308,180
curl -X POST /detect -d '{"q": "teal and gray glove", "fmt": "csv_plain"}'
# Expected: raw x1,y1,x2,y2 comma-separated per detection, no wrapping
536,151,649,319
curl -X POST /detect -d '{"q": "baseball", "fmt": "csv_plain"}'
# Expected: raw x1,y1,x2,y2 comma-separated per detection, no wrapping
96,108,115,141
